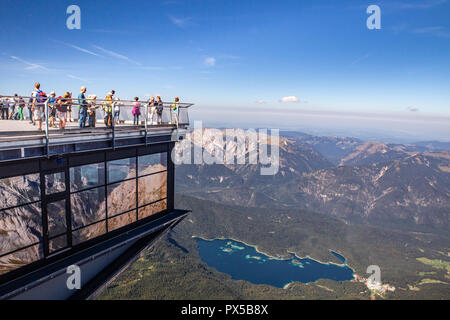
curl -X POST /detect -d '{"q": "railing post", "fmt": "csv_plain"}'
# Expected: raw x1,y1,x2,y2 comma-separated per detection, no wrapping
112,103,115,150
145,100,148,146
45,99,49,158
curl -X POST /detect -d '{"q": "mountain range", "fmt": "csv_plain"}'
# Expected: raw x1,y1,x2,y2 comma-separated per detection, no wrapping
175,129,450,233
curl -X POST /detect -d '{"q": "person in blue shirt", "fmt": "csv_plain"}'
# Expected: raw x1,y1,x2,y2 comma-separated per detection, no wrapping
78,86,87,128
48,92,57,127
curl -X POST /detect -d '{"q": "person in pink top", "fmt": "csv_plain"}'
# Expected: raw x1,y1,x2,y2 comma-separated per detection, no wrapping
132,97,141,125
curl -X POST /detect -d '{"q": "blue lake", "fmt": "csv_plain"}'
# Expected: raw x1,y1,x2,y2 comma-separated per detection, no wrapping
195,238,354,288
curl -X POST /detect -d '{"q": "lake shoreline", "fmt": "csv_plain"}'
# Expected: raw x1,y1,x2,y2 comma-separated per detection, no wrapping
192,235,354,273
194,236,355,288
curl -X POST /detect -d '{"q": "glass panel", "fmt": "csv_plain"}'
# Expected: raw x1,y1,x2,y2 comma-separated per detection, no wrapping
72,221,106,246
108,211,136,232
161,108,171,124
45,172,65,194
107,180,136,216
0,203,42,256
178,108,189,125
70,163,105,192
138,172,167,207
0,243,44,276
48,234,67,254
107,157,136,183
138,199,167,220
47,200,67,238
138,153,167,176
71,187,105,229
0,174,40,209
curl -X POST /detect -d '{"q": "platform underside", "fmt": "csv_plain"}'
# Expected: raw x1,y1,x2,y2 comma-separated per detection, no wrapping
0,209,189,300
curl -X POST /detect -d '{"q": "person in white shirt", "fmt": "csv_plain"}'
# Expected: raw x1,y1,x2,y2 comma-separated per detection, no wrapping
147,97,156,125
113,98,122,125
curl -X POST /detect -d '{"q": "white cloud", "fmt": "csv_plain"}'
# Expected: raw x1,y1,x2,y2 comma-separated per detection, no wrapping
92,45,141,65
204,57,216,67
169,15,191,27
280,96,300,103
10,56,49,71
64,42,102,57
67,74,89,83
413,26,450,38
255,99,265,104
352,53,370,65
139,66,183,71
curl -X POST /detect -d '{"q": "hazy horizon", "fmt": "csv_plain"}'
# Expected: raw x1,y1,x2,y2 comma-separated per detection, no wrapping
190,105,450,143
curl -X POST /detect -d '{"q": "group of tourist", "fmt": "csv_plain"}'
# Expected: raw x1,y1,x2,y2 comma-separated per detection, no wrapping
0,94,27,121
0,82,182,131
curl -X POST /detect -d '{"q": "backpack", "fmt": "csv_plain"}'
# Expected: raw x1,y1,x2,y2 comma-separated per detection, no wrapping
157,103,163,114
35,91,47,103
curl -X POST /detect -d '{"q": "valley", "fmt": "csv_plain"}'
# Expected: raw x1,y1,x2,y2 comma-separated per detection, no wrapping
98,129,449,300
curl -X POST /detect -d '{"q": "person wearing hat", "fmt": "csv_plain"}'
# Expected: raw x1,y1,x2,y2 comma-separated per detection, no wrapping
103,93,113,127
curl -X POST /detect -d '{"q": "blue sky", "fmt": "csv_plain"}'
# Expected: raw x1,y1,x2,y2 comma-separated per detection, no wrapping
0,0,449,141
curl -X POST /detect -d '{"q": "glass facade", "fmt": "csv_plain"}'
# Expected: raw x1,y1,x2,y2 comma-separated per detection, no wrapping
70,163,105,192
0,174,40,209
107,180,136,216
138,172,167,206
108,157,136,183
45,172,66,194
0,150,170,276
138,153,167,175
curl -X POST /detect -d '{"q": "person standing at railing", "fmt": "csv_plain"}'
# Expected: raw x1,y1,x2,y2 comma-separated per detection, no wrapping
156,96,163,124
147,97,156,125
66,92,73,123
172,97,180,125
0,96,7,120
78,86,88,128
113,97,122,124
132,97,141,125
17,95,25,121
103,93,113,127
48,92,57,127
27,96,34,124
56,92,70,129
32,82,46,131
8,96,16,120
11,94,22,120
12,94,21,120
87,94,99,127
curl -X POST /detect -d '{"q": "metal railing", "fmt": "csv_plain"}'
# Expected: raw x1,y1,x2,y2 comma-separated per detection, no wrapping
0,95,193,158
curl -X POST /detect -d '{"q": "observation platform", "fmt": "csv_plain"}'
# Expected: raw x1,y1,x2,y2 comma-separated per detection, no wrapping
0,98,192,162
0,98,193,299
